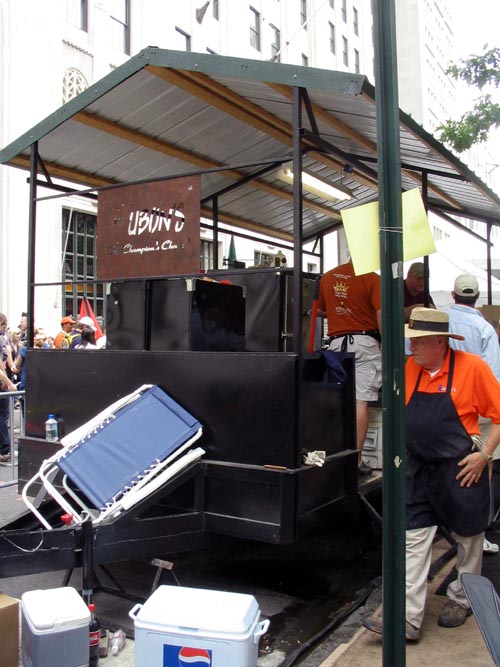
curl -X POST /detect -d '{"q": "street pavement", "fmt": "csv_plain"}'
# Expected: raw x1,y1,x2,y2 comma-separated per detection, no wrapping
1,454,495,666
0,482,374,667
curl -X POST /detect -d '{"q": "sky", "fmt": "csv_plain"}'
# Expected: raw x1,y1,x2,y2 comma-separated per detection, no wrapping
453,0,500,56
452,0,500,160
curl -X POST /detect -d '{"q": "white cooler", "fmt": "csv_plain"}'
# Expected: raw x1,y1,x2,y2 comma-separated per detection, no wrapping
21,587,90,667
129,585,270,667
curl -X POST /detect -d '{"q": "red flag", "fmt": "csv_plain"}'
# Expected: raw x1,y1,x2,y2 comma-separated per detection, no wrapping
79,297,104,340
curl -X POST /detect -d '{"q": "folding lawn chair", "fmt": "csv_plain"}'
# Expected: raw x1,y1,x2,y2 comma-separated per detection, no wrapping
22,384,204,530
461,573,500,666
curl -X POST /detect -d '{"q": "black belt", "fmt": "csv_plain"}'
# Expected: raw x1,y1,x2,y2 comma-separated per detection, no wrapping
328,330,381,344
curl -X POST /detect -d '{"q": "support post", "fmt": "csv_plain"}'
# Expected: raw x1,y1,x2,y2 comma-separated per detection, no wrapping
81,517,94,605
292,86,304,356
421,172,431,307
487,224,492,304
212,196,219,270
373,1,406,665
27,144,38,347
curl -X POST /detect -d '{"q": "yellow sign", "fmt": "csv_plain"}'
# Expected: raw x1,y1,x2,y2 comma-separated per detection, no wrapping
341,188,436,275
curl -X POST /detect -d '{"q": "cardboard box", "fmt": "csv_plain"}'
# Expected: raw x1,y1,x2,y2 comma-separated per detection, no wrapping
479,305,500,331
0,593,19,667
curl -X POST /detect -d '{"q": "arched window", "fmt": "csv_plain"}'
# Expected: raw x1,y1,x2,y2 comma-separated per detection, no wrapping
62,68,88,103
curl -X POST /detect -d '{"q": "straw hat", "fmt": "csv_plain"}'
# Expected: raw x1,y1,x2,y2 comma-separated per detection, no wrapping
405,307,464,340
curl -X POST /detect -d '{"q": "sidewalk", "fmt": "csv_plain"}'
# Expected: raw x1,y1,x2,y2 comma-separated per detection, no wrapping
321,542,494,667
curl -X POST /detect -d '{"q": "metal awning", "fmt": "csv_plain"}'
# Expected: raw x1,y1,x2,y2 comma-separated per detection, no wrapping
1,46,500,243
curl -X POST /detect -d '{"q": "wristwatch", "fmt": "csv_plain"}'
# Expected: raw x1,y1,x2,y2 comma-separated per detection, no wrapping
479,450,493,463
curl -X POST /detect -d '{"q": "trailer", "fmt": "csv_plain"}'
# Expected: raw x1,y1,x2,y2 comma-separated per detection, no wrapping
1,48,499,579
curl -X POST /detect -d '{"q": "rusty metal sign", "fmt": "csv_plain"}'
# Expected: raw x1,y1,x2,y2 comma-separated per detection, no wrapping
97,177,201,279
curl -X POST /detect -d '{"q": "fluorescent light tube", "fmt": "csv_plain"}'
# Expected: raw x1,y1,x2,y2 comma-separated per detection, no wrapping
277,165,352,202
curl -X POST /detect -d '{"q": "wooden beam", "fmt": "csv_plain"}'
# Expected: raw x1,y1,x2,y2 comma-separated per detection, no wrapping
73,110,337,218
8,154,115,189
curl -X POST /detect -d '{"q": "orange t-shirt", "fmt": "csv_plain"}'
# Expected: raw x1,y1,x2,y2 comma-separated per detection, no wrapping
405,348,500,436
53,331,67,349
318,261,381,336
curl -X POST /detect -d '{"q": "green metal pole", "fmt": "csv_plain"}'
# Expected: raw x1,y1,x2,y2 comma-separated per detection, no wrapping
373,1,406,665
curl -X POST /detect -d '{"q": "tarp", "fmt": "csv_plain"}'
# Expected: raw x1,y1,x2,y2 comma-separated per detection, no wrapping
405,240,500,309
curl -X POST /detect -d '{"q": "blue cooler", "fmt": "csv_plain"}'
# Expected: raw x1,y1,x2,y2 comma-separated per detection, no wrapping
129,585,270,667
21,587,90,667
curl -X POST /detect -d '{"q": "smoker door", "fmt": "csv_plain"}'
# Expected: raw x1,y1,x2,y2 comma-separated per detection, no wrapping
150,278,245,351
215,269,321,352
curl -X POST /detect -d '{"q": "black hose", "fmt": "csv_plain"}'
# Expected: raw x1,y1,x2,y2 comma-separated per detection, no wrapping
277,578,381,667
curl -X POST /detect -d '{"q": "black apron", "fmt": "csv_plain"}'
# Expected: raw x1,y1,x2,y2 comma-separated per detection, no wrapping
406,349,489,536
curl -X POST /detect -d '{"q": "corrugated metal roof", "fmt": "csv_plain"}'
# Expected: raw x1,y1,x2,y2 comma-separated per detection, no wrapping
1,46,499,242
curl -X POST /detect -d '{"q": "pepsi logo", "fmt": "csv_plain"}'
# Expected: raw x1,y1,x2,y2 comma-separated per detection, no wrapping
163,644,213,667
178,646,212,666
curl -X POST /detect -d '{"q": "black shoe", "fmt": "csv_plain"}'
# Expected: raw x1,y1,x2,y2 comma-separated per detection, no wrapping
358,460,373,476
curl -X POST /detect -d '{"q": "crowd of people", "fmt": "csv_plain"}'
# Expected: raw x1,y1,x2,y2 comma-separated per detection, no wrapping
0,312,105,462
1,313,105,362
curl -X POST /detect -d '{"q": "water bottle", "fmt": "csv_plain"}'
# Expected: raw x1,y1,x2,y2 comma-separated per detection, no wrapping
110,629,126,656
88,603,101,666
45,414,58,441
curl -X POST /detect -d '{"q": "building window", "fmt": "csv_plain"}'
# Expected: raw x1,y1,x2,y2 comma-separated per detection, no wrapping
62,209,104,320
110,0,130,55
342,36,348,66
354,48,360,72
302,53,309,66
301,0,307,28
67,0,88,31
250,7,261,51
200,240,214,271
270,24,281,61
254,250,278,268
62,68,88,103
341,0,347,22
175,26,192,51
329,22,336,54
353,6,358,35
213,0,219,20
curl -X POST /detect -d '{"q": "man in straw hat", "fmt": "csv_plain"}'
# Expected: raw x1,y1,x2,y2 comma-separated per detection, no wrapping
364,307,500,641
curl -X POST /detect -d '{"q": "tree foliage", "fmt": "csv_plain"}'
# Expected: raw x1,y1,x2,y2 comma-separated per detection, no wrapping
438,47,500,152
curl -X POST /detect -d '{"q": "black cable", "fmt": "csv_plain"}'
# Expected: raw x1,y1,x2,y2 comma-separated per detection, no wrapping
277,578,380,667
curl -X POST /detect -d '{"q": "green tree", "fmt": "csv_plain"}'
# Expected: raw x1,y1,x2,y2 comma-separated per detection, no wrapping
438,47,500,152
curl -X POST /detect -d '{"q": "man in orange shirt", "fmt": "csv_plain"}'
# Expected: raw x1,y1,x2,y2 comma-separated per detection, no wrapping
364,307,500,641
317,258,382,476
54,316,76,349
